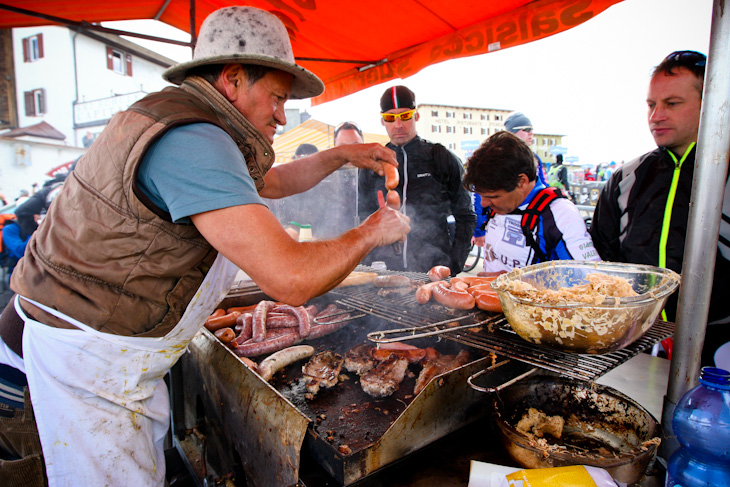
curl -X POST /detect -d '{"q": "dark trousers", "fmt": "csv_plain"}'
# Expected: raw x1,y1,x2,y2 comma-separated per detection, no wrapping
0,387,47,486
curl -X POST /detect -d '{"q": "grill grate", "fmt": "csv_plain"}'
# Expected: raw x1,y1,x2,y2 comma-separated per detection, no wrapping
445,317,674,382
330,267,675,382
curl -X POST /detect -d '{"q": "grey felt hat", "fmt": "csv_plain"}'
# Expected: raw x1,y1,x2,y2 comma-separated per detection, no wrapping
163,6,324,99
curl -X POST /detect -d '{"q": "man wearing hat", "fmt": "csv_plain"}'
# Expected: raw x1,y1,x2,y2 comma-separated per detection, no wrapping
0,6,409,486
359,86,475,276
504,112,549,186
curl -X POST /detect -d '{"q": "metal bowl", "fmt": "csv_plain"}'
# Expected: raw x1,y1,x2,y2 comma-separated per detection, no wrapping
493,376,661,484
490,261,680,354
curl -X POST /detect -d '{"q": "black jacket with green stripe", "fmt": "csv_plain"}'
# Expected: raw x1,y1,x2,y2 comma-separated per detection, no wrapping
590,145,730,325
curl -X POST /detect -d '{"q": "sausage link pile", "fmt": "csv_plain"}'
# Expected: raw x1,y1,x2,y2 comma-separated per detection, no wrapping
417,266,506,313
204,302,351,357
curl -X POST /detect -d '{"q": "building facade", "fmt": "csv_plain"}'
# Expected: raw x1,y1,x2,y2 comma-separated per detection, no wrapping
415,103,565,164
0,25,177,201
8,25,177,146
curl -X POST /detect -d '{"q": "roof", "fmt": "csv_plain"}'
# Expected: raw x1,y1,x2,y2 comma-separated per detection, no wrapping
74,27,177,67
272,119,389,164
1,121,66,140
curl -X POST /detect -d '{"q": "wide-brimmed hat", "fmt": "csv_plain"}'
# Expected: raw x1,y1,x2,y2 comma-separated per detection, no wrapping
163,6,324,99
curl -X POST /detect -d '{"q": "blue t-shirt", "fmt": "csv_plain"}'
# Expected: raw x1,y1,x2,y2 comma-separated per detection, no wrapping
137,123,265,224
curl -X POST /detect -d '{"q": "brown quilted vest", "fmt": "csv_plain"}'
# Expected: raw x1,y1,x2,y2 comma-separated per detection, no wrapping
11,80,274,337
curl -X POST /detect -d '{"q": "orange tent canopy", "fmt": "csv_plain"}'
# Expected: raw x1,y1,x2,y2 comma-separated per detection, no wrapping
0,0,623,104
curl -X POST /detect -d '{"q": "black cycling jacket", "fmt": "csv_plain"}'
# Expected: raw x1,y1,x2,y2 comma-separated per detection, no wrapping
590,146,730,325
358,136,476,276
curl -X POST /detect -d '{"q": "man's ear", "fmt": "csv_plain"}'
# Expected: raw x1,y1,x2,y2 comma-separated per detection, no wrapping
415,111,420,122
218,64,244,101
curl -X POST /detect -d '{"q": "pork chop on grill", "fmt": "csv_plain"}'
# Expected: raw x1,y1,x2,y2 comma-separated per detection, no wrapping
302,351,344,399
344,344,376,375
360,354,409,398
413,349,470,395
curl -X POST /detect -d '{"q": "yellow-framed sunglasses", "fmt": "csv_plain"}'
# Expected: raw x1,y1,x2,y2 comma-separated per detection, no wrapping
380,109,417,123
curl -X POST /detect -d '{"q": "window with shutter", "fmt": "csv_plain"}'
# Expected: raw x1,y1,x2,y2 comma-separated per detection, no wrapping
23,89,46,116
22,33,44,62
107,46,133,76
24,91,34,116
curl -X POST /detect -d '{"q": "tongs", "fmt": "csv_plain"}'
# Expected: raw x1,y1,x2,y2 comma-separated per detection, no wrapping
313,307,366,325
366,313,501,344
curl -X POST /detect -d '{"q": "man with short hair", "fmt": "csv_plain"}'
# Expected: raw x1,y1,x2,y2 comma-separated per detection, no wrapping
0,6,410,485
590,50,730,366
334,121,364,146
358,85,475,276
293,143,319,159
463,131,599,273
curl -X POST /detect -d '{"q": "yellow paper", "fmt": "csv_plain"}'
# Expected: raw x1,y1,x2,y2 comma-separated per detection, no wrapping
506,465,596,487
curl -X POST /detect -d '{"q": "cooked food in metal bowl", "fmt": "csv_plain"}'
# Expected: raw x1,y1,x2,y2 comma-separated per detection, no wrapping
493,377,662,485
490,261,680,354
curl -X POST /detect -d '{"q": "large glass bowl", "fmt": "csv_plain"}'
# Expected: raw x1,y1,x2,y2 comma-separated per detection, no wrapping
490,261,681,354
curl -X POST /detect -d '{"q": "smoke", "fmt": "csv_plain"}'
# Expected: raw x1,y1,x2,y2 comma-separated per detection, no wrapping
264,166,359,240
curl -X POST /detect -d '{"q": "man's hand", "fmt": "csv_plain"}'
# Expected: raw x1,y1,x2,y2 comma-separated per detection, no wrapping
335,143,397,175
472,235,485,247
360,206,410,247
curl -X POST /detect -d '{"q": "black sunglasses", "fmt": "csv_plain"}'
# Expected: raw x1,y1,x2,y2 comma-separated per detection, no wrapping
663,50,706,68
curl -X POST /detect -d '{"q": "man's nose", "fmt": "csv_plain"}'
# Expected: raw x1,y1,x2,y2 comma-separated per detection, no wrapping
274,104,287,126
649,105,665,122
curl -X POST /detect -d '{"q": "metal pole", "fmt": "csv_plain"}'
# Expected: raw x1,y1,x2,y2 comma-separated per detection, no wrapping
661,0,730,459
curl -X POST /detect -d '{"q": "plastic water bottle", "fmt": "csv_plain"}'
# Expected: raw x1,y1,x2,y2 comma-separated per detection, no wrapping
665,367,730,487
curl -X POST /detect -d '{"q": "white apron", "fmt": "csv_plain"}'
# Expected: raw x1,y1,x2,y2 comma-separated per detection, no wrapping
16,254,239,486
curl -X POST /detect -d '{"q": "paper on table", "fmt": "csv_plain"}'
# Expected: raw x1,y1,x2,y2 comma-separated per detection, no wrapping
467,461,520,487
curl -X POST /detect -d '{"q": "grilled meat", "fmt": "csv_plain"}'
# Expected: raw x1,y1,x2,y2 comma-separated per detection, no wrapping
344,344,376,375
302,351,344,399
413,349,470,395
360,354,409,398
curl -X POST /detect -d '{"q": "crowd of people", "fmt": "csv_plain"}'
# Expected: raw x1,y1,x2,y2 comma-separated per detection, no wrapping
0,4,726,485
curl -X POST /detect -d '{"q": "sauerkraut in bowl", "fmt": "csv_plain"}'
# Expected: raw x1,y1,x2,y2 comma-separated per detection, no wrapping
490,261,681,354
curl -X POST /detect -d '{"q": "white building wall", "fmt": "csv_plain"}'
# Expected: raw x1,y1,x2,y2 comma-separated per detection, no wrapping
13,26,77,144
0,137,85,203
416,103,564,164
12,26,174,148
73,34,172,103
5,25,175,199
417,104,511,162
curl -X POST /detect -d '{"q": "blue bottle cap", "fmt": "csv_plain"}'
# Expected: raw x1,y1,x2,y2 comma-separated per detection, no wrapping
699,366,730,390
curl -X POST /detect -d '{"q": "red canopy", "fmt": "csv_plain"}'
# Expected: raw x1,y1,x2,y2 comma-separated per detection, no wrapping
0,0,623,104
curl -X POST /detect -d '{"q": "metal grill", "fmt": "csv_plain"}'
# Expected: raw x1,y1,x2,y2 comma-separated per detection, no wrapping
330,267,675,382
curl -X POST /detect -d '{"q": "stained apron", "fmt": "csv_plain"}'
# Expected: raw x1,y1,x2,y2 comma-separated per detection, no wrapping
16,254,239,486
